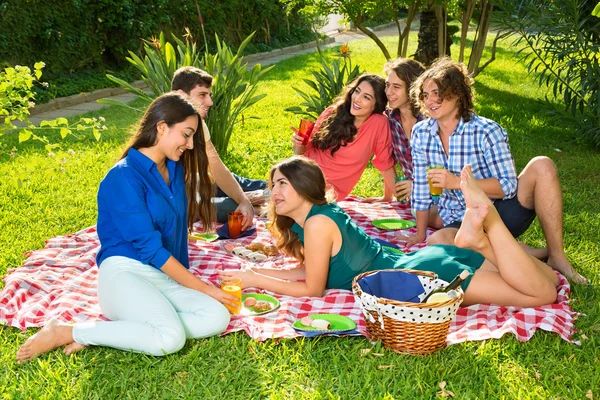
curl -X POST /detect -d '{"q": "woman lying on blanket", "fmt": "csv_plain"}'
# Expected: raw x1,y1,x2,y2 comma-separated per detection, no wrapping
219,156,559,308
16,93,237,363
291,74,396,202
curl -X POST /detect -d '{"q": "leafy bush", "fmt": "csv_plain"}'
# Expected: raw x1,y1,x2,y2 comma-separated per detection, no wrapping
103,32,272,154
0,62,106,183
492,0,600,146
0,0,314,77
285,49,363,120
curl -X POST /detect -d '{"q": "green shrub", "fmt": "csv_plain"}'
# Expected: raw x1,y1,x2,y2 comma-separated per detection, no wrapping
103,32,272,154
0,0,314,77
285,51,363,120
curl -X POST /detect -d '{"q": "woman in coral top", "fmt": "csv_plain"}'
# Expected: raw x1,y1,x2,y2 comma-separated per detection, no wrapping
291,74,396,201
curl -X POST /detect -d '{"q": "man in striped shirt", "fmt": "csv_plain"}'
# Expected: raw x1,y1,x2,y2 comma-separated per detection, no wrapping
404,58,587,284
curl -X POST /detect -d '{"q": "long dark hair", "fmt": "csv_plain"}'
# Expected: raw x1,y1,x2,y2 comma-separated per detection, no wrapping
311,74,387,156
121,92,215,230
383,57,425,117
267,156,334,262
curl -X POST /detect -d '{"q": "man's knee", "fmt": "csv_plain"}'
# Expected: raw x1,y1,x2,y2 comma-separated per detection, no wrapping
427,229,456,246
525,156,558,180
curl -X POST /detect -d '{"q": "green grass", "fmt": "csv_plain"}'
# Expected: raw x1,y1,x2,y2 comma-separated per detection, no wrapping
1,34,599,399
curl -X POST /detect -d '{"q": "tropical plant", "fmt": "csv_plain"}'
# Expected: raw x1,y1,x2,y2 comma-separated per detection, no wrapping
102,31,273,154
0,62,105,156
284,49,362,120
492,0,600,146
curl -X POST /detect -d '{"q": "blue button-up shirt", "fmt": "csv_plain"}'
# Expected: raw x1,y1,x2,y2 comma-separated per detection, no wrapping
96,148,189,269
411,114,518,225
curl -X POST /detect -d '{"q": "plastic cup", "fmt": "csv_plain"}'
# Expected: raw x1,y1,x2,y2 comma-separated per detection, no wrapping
227,211,243,238
394,175,408,204
426,164,445,197
220,277,242,314
298,118,312,145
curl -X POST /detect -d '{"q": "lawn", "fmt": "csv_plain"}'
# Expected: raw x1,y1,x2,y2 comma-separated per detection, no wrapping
1,34,599,399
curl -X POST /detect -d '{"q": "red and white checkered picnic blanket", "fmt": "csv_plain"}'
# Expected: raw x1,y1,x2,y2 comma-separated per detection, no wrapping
0,196,579,345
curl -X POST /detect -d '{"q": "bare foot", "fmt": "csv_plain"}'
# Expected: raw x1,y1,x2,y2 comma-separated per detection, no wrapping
460,164,492,208
455,203,490,252
63,342,87,356
16,319,74,363
547,255,589,285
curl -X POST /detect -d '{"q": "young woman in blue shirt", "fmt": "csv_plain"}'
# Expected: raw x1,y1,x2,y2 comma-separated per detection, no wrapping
219,156,558,308
17,93,235,362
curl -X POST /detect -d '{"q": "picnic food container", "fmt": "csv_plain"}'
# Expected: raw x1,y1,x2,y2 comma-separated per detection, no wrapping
352,269,463,355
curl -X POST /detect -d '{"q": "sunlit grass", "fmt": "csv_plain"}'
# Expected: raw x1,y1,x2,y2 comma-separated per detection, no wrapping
0,32,599,399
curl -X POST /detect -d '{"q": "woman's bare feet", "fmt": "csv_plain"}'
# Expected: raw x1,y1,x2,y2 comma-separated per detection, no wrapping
460,164,492,208
16,319,75,363
63,342,87,356
455,204,489,252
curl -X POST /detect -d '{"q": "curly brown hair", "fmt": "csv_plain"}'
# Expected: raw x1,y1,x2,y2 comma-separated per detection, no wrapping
265,156,335,262
410,57,475,122
311,74,387,156
122,92,215,231
383,57,425,117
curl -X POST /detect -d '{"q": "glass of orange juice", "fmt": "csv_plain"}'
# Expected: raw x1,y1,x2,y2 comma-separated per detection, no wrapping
298,118,313,145
220,277,242,314
227,211,243,238
426,164,445,197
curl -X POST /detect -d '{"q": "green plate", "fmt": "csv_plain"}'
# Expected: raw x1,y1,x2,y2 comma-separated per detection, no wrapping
292,314,357,332
241,293,280,316
372,218,416,230
382,246,404,254
188,232,219,242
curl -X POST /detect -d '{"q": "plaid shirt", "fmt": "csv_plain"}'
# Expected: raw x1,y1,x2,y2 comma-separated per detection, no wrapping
411,114,518,225
385,108,424,180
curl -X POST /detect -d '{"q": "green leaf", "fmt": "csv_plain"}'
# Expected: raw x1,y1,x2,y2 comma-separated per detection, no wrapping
93,128,101,141
34,61,45,70
56,117,68,126
40,120,57,127
593,2,600,17
19,129,32,142
60,127,71,138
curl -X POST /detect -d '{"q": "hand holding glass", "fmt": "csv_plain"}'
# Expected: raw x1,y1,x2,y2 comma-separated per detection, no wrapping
220,277,242,314
426,165,445,196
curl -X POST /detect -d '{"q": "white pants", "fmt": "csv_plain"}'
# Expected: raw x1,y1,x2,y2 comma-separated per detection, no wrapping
72,256,230,356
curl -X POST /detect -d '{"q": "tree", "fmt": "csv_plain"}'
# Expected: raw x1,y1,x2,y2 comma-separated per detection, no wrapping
492,0,600,145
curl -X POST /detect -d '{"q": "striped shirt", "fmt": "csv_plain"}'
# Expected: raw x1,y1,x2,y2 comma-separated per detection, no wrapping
411,113,518,225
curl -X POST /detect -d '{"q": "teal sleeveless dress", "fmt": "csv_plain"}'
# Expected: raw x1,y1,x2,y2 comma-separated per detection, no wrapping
290,203,485,291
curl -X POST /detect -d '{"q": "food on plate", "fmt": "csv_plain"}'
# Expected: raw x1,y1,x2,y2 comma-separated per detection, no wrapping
310,319,331,330
300,316,313,326
248,252,268,262
245,242,263,252
252,301,272,312
243,297,257,307
262,245,279,256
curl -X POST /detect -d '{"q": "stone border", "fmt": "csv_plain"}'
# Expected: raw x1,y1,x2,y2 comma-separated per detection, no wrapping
30,37,337,116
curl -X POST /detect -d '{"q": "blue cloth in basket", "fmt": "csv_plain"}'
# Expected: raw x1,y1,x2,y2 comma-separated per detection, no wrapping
357,270,424,303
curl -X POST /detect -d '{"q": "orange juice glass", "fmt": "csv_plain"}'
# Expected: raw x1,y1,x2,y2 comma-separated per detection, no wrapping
227,211,243,238
426,164,444,196
298,118,312,145
220,277,242,314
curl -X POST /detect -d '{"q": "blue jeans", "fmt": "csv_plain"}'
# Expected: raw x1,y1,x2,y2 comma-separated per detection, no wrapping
214,173,267,223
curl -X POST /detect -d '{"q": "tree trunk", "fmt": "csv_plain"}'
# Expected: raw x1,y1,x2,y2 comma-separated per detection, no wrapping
400,0,421,57
354,20,392,60
415,9,452,65
468,0,491,74
459,0,476,63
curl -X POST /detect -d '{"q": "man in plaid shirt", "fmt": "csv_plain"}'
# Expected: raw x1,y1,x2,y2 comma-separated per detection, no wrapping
404,58,587,284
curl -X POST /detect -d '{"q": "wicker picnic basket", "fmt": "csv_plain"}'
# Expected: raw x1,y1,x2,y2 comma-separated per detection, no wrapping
352,269,463,356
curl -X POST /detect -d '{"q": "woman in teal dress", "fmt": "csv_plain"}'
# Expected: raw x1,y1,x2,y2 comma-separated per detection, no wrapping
219,157,558,307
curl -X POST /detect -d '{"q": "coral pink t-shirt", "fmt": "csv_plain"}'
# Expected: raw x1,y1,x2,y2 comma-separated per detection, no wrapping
305,107,394,200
